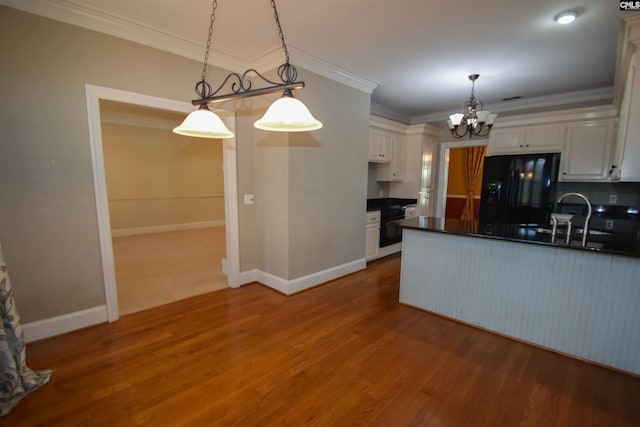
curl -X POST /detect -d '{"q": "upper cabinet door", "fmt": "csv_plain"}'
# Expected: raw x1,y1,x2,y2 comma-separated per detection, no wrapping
487,128,525,155
368,129,382,162
560,120,616,182
376,135,404,182
368,128,393,163
488,125,565,155
525,125,565,153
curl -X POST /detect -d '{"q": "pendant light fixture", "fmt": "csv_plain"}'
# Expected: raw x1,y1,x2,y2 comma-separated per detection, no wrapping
447,74,497,139
173,0,322,139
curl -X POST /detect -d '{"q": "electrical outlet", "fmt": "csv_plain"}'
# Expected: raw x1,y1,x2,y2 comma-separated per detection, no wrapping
609,194,617,204
605,220,614,230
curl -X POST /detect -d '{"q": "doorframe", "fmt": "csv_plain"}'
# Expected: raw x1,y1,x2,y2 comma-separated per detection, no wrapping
435,139,488,218
85,84,240,322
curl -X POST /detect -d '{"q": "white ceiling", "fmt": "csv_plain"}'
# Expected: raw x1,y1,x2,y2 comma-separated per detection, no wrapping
1,0,628,124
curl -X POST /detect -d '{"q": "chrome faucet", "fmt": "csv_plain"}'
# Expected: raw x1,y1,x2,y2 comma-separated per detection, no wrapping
556,192,592,247
550,215,558,243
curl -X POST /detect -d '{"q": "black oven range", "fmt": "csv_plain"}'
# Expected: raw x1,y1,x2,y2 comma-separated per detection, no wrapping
367,198,418,248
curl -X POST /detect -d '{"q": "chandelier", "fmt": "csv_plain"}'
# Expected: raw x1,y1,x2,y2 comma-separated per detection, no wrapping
173,0,323,139
447,74,497,139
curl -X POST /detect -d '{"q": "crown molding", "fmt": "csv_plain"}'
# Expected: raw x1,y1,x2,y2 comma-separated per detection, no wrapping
0,0,252,72
286,47,380,94
0,0,378,93
490,104,617,129
370,115,409,133
370,103,412,124
411,86,614,124
406,122,440,137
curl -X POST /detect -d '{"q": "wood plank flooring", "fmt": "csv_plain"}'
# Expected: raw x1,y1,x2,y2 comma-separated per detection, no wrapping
5,254,639,426
112,227,227,315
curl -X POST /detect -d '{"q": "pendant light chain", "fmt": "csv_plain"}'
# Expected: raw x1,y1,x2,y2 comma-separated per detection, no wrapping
270,0,297,84
270,0,289,64
196,0,217,99
202,0,217,81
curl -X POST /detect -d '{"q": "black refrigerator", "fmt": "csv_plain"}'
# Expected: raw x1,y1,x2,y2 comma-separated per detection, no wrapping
479,153,560,225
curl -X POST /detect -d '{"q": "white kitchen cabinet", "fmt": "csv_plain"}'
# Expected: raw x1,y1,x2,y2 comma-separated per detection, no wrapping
487,128,525,154
560,119,616,181
488,125,565,155
365,210,381,261
376,134,404,181
368,129,393,163
613,52,640,181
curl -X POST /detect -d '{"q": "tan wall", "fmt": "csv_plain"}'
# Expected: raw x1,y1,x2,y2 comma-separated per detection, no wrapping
287,70,370,279
0,6,371,322
235,69,370,280
0,7,238,321
101,107,224,230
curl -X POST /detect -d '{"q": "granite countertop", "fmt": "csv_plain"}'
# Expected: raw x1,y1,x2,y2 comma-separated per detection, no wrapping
367,198,417,211
395,216,640,258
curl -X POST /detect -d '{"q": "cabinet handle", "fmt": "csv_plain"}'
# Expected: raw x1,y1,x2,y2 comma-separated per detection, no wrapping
519,144,523,148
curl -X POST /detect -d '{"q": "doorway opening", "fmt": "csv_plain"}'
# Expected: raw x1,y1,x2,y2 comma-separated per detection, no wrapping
85,85,240,322
100,100,228,315
436,139,488,220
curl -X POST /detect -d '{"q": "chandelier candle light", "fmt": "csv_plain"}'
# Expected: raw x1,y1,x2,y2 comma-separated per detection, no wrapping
173,0,322,139
447,74,497,139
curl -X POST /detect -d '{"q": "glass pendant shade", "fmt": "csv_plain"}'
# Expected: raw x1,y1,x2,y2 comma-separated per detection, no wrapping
173,105,235,139
448,113,464,126
476,110,490,123
254,93,323,132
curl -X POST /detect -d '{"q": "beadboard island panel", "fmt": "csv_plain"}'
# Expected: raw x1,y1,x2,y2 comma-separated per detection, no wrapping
399,228,640,375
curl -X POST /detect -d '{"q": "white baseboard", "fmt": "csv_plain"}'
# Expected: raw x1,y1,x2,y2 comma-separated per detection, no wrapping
22,305,108,343
286,259,366,294
111,220,225,237
239,258,367,295
21,260,366,341
239,269,259,286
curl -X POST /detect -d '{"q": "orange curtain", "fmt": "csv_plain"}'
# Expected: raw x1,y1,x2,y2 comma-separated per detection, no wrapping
460,145,487,221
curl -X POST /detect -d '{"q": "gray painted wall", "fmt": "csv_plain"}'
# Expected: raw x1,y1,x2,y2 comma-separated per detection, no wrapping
0,7,370,322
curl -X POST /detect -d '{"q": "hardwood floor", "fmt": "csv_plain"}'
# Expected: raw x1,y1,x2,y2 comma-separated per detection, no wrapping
112,227,227,315
6,254,639,426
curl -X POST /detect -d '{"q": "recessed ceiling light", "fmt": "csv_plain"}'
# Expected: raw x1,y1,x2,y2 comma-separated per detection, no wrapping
554,10,578,25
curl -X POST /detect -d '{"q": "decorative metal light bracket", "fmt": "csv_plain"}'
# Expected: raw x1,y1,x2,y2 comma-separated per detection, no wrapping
192,0,304,106
192,63,304,106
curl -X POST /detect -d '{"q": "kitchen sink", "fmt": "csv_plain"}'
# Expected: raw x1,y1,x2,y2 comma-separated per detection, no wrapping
518,225,612,237
574,228,612,236
525,227,553,234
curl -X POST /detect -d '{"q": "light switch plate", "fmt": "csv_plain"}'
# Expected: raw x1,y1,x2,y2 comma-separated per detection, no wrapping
244,194,254,205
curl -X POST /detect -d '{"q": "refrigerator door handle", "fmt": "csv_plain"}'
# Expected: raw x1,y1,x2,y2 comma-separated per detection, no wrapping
506,169,519,207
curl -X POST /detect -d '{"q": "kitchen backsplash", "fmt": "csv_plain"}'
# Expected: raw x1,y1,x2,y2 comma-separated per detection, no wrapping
556,182,640,207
